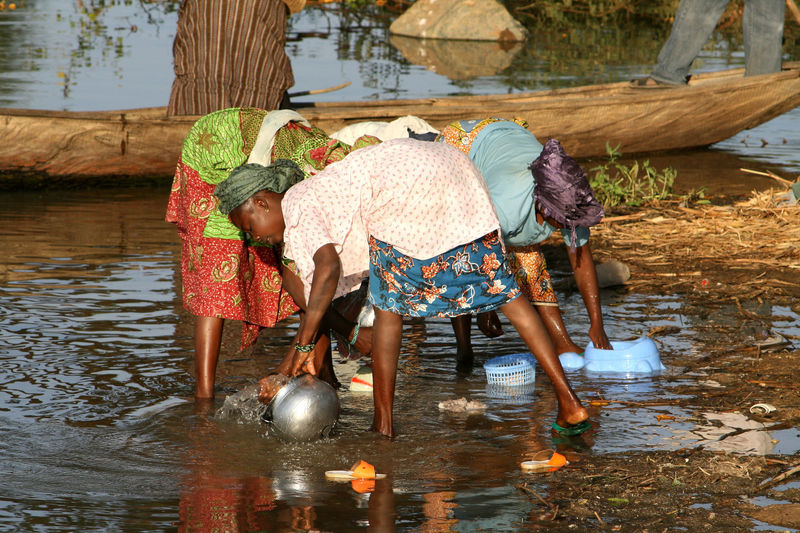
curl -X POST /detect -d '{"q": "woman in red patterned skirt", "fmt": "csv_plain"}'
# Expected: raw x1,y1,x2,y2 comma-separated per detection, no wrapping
166,107,377,398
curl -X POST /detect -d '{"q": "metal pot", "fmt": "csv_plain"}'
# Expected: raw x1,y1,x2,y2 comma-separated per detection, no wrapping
264,374,340,442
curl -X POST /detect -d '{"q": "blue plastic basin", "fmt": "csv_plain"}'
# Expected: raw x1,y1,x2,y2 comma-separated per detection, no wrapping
558,351,586,371
583,336,665,374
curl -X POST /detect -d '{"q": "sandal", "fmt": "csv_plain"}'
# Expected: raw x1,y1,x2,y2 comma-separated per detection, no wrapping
552,419,592,436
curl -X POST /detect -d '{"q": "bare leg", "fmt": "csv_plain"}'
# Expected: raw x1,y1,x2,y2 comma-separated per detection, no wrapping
370,308,403,437
500,297,588,427
535,304,583,354
450,315,474,373
194,316,224,399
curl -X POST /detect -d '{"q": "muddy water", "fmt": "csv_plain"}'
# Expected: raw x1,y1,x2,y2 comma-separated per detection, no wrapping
2,2,800,531
2,187,800,530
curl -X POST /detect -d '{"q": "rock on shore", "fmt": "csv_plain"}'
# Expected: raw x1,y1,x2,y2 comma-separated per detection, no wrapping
389,0,528,42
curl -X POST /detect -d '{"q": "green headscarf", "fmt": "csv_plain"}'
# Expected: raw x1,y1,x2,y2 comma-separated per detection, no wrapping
215,159,304,215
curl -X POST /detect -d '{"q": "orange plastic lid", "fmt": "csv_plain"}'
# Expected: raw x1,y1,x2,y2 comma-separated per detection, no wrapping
548,452,568,467
350,460,376,479
351,478,375,493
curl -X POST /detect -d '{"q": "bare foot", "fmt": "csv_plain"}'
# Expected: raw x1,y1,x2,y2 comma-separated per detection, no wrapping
556,403,589,428
369,417,395,438
455,345,474,374
629,76,679,88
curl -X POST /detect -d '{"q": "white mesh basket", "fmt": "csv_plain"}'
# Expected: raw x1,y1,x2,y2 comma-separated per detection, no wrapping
483,354,535,387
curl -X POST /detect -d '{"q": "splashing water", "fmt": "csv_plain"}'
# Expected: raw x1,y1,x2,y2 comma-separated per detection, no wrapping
216,383,267,424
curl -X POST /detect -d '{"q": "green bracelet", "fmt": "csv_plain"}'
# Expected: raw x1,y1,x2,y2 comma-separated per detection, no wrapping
349,323,360,347
294,342,315,353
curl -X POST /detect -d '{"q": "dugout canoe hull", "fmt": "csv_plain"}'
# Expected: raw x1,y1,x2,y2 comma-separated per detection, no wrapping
1,63,798,181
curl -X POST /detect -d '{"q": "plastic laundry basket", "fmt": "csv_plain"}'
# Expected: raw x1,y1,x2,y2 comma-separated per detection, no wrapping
484,353,535,387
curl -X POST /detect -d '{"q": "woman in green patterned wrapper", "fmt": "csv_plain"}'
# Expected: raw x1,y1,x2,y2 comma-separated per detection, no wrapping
166,107,378,399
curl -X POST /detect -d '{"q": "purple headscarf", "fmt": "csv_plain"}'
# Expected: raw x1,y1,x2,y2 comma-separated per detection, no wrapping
529,139,604,247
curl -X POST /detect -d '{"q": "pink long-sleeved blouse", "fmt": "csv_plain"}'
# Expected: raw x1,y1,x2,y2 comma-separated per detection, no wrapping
282,138,501,301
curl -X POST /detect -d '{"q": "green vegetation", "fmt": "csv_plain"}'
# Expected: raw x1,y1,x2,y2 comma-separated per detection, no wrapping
507,0,680,24
589,143,678,209
679,187,712,206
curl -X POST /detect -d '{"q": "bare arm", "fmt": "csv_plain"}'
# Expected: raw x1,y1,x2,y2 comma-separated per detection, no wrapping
290,243,341,375
567,242,612,350
280,258,371,364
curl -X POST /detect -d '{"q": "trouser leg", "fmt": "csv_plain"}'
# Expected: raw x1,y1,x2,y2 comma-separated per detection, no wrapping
651,0,731,84
743,0,785,76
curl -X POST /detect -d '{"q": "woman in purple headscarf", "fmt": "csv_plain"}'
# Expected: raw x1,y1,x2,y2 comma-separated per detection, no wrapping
437,118,612,370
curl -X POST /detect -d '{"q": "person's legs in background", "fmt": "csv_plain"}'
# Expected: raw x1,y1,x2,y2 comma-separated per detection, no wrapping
499,296,588,428
651,0,731,85
742,0,785,76
534,305,584,355
450,315,475,373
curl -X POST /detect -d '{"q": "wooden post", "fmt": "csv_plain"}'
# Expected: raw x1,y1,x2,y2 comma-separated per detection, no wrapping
787,0,800,27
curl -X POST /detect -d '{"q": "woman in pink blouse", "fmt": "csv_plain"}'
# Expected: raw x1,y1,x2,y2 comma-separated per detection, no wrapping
214,139,590,438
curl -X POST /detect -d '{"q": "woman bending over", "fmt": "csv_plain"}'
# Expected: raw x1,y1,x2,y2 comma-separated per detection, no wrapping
214,138,590,437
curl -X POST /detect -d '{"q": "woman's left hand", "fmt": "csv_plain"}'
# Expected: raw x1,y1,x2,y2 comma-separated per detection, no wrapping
258,373,290,404
291,349,317,376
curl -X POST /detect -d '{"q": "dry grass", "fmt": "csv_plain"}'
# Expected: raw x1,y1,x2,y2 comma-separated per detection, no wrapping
588,188,800,302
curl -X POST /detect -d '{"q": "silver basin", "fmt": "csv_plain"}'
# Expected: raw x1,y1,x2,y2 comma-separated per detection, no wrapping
264,374,340,442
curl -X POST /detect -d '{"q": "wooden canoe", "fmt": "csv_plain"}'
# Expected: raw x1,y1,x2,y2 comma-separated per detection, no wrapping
1,62,798,182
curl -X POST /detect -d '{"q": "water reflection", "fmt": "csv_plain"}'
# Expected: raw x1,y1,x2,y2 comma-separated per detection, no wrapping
390,35,523,79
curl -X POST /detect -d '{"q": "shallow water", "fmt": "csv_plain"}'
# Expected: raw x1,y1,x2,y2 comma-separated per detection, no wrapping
2,188,800,530
1,2,800,530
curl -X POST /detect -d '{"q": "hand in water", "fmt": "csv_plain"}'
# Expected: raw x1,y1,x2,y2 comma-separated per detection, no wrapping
258,373,290,404
589,323,612,350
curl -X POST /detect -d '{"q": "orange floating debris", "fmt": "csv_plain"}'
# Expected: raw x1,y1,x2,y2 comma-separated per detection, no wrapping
325,460,387,481
590,400,611,406
521,449,569,472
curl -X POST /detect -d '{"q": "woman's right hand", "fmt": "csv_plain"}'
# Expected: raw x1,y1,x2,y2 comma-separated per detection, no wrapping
477,311,504,338
588,323,612,350
258,373,290,404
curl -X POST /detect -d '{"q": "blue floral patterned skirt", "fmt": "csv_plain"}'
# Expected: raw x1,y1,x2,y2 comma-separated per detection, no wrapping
368,231,521,317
